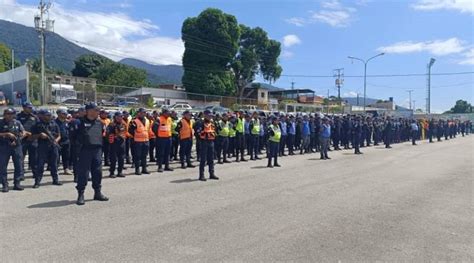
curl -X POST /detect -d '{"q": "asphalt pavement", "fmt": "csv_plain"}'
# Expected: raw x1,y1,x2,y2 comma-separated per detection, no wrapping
1,136,473,262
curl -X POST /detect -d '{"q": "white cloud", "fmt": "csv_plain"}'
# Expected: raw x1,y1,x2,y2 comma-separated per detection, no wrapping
412,0,474,14
282,34,301,47
285,0,356,28
459,48,474,65
377,38,467,56
0,0,184,65
343,91,358,97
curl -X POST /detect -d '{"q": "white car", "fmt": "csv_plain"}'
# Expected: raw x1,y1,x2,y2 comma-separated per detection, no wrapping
170,103,193,113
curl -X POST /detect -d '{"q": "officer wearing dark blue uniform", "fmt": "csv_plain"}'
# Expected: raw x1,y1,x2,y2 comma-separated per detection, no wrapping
352,116,363,154
75,103,109,205
197,110,219,181
31,109,62,188
69,107,86,182
107,111,127,178
0,108,25,192
383,117,393,149
55,109,71,175
17,101,38,176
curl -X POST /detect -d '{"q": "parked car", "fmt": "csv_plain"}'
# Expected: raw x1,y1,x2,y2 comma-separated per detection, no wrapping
61,99,82,107
169,103,193,113
205,105,230,115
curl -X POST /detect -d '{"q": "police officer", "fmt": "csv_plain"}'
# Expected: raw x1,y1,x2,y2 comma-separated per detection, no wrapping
197,110,219,181
99,110,111,166
176,110,195,169
148,111,158,162
352,116,363,154
107,112,128,178
410,119,419,145
69,107,86,182
17,101,38,175
55,109,72,175
170,111,180,161
75,103,109,206
228,115,237,160
153,109,173,173
31,109,62,188
383,117,393,149
249,112,261,160
267,116,281,168
216,113,231,164
234,111,247,162
129,108,150,175
0,108,25,192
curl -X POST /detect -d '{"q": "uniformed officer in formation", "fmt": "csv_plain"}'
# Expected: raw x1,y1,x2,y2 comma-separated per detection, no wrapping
17,102,38,175
129,108,150,175
31,109,62,188
216,113,231,164
75,103,109,205
0,108,25,192
175,110,195,169
267,116,281,168
107,111,128,178
154,108,174,173
55,109,72,175
196,110,219,181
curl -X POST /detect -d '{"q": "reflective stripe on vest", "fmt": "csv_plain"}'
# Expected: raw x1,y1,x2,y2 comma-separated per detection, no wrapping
229,126,236,137
172,119,178,135
100,118,111,137
158,116,172,138
200,122,215,141
269,124,281,143
134,118,149,142
180,119,193,140
148,120,156,139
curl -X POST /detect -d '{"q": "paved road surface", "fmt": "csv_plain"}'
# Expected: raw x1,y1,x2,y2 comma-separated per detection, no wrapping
1,136,473,262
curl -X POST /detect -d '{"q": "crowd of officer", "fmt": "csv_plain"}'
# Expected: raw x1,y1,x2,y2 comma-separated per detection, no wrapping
1,101,471,205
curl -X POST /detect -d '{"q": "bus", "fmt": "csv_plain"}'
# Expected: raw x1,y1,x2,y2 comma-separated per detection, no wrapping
51,84,77,104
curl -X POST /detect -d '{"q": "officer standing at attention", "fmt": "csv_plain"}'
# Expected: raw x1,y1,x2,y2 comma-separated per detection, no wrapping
216,113,231,164
170,111,180,162
153,109,173,173
197,110,219,181
31,109,62,188
17,101,38,175
69,107,86,182
320,117,331,160
234,111,247,162
128,108,150,175
147,112,157,163
107,112,127,178
267,116,281,168
175,110,195,169
99,110,111,166
0,108,25,192
249,112,261,160
55,109,72,175
352,116,363,155
75,103,108,205
383,117,393,149
410,119,419,145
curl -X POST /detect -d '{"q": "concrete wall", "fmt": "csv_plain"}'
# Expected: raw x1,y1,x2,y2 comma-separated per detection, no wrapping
0,65,29,105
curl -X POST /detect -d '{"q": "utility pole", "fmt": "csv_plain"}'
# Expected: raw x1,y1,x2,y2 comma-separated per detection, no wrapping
426,58,436,114
413,100,416,111
406,90,414,110
327,89,330,114
348,53,385,112
356,93,360,106
34,0,53,105
333,68,344,106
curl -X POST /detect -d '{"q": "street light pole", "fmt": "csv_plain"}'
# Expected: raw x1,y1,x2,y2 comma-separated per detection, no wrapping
426,58,436,114
348,53,385,112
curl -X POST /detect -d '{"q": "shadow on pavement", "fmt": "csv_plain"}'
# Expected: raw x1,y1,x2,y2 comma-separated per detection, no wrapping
251,166,269,169
170,178,200,184
27,199,89,208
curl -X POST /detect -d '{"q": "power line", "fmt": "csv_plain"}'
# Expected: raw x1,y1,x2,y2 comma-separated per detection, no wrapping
282,72,474,78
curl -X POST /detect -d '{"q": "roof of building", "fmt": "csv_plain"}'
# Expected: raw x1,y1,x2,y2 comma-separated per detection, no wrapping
269,89,315,95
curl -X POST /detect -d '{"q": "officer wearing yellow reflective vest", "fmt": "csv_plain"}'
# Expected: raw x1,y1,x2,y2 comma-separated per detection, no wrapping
228,115,237,160
249,112,261,160
235,111,247,162
216,113,231,164
267,116,281,168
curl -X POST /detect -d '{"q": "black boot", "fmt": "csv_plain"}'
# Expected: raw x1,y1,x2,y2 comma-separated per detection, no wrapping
164,166,174,172
109,172,116,178
209,174,219,180
2,183,9,193
13,182,24,191
135,167,141,175
267,159,273,168
94,190,109,201
199,176,207,181
117,171,125,178
181,163,187,169
76,191,85,205
142,168,150,174
187,163,196,168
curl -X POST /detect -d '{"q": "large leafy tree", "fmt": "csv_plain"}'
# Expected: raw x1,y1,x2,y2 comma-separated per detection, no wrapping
232,25,282,98
181,8,240,95
181,8,282,97
446,99,473,113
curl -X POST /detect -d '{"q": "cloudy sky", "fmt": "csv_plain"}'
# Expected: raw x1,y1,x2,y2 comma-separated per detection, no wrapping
0,0,473,112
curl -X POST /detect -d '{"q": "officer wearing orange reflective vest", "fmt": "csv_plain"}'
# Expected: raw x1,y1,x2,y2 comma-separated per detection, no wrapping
128,108,150,175
123,111,133,165
153,109,174,173
175,110,195,169
107,111,127,178
196,110,219,181
99,110,111,166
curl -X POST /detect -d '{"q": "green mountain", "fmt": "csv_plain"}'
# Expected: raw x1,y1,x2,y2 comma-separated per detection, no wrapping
119,58,183,84
0,19,96,72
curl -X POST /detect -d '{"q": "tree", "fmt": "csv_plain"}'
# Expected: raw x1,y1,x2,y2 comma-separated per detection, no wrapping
181,8,282,97
0,43,20,73
446,99,473,113
232,25,282,99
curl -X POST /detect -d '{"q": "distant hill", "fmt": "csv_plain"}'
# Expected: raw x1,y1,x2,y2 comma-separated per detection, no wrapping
119,58,183,84
0,19,96,72
342,97,379,106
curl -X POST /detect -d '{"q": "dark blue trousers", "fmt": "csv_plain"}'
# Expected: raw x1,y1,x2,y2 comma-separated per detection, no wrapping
76,146,102,192
179,138,193,166
156,137,171,168
36,143,59,184
133,141,149,170
110,141,125,174
0,144,23,184
199,140,215,178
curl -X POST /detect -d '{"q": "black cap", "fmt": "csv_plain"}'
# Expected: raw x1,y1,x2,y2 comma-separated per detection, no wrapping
182,110,191,115
203,110,212,116
137,108,146,113
85,102,98,111
22,101,33,108
56,109,67,115
38,109,52,116
3,108,16,114
114,111,123,117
